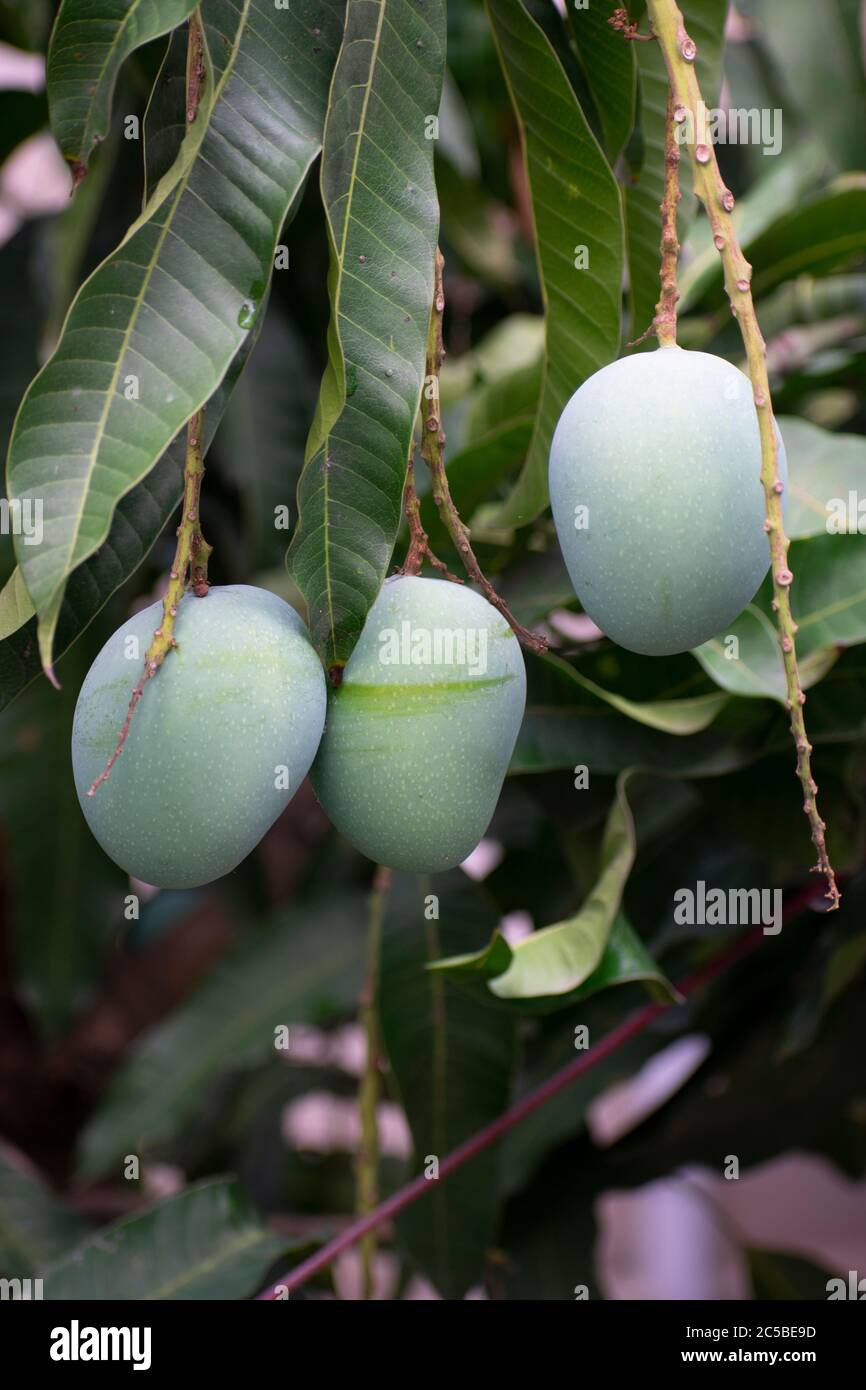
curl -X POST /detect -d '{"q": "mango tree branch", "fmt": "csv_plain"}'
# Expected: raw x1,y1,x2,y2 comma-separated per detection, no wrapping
643,0,839,910
422,248,546,655
87,10,211,797
256,883,826,1299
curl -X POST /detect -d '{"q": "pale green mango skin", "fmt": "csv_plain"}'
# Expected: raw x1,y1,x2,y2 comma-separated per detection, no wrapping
311,576,526,873
549,347,787,656
72,585,326,888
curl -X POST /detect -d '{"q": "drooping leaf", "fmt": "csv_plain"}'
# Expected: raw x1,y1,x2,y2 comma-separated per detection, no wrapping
45,0,197,177
378,872,517,1299
8,0,345,676
42,1178,288,1299
433,776,641,1005
289,0,446,667
0,1142,86,1276
694,535,866,700
77,895,366,1178
539,651,729,735
625,0,728,339
513,645,774,777
780,415,866,540
478,0,623,528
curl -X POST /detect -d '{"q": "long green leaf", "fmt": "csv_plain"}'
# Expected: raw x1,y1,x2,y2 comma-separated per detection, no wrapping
77,895,366,1178
478,0,623,528
46,0,197,177
625,0,728,339
379,872,517,1299
289,0,446,666
42,1178,287,1299
8,0,344,677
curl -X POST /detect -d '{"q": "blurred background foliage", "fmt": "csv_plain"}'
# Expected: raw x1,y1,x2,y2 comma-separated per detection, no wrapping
0,0,864,1300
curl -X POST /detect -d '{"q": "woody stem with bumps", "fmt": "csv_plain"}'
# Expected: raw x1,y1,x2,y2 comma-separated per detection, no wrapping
87,9,211,797
421,248,546,654
643,0,839,908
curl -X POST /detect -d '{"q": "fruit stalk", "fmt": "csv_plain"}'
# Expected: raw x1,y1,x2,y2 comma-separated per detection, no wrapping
87,10,211,797
357,864,391,1299
643,0,839,909
421,248,547,655
399,451,460,581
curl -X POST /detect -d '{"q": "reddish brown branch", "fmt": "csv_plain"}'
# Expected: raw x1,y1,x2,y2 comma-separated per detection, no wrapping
422,249,547,655
398,452,461,581
257,886,824,1299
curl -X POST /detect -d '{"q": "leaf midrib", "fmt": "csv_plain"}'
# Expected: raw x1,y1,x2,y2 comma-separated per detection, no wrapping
320,0,388,665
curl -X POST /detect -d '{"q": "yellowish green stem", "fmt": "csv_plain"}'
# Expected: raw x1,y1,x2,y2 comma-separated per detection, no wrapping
644,0,839,908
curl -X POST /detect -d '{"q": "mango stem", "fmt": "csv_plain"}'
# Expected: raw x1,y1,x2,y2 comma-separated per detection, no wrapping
643,0,839,908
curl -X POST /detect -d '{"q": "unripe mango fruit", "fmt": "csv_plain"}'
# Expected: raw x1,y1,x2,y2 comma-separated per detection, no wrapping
311,576,526,873
549,347,787,655
71,585,326,888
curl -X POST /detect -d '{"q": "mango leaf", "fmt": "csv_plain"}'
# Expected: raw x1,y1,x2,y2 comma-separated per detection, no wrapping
45,0,197,177
77,894,366,1178
437,911,679,1014
42,1178,287,1299
0,1142,86,1276
780,416,866,540
513,645,774,777
289,0,446,667
378,872,517,1300
476,0,622,530
540,650,728,735
565,0,636,163
694,535,866,700
626,0,728,339
432,776,640,1005
8,0,345,677
0,318,261,712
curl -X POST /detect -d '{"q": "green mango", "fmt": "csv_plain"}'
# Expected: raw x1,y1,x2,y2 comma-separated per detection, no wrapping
72,585,326,888
549,346,787,655
311,576,526,872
